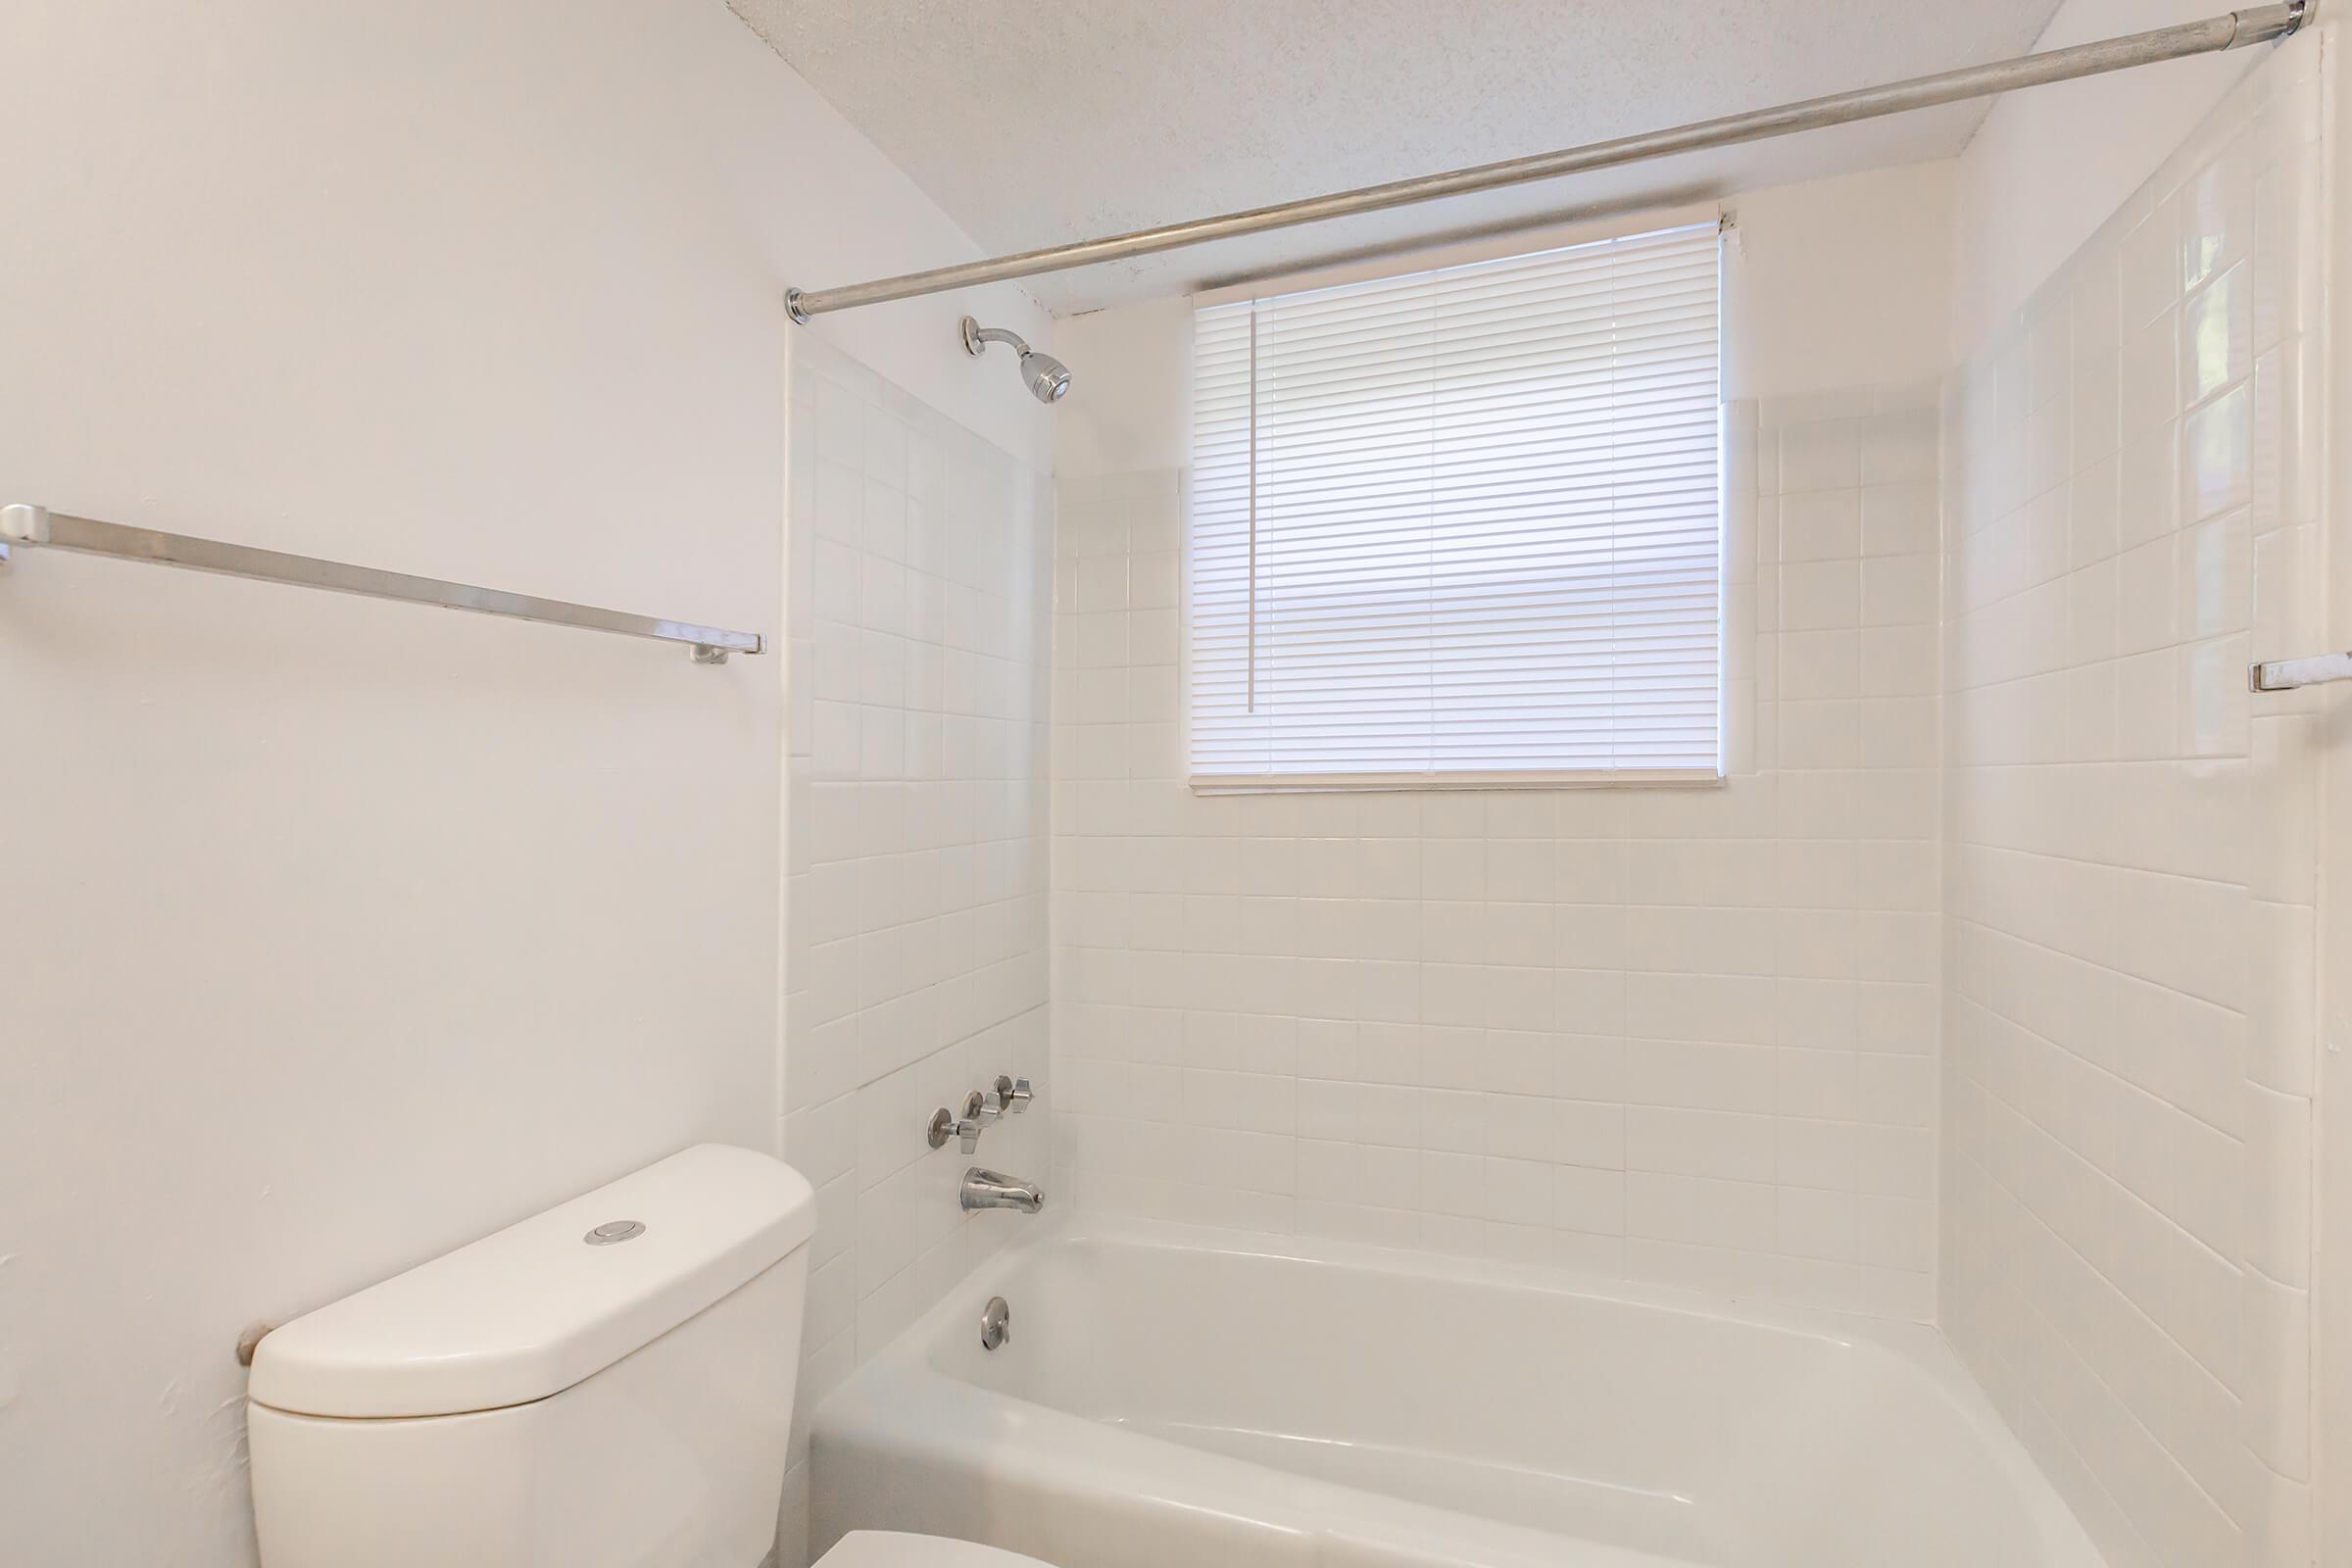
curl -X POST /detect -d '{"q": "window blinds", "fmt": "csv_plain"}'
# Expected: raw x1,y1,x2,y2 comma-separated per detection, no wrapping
1188,220,1723,789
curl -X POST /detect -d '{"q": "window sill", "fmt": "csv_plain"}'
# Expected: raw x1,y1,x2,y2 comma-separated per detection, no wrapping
1188,769,1726,795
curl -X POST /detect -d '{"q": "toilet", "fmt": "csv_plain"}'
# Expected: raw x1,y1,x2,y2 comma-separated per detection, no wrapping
244,1144,1046,1567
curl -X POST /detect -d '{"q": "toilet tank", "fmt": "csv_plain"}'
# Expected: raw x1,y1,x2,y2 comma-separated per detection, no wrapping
246,1145,817,1568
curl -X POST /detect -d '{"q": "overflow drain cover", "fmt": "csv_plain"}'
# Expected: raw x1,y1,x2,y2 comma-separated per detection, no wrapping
584,1219,646,1246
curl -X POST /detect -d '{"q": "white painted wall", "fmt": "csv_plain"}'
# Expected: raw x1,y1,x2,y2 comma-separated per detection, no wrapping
0,3,1050,1562
1949,0,2273,360
1053,297,1197,482
1723,162,1957,403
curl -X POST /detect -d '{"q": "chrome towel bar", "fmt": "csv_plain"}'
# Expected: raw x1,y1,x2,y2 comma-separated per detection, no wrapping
0,503,762,664
2250,653,2352,693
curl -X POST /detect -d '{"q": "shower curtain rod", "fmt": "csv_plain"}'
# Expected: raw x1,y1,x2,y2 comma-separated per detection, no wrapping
785,1,2309,320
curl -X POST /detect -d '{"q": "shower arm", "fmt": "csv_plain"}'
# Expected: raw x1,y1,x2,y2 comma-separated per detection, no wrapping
961,319,1033,358
784,1,2309,321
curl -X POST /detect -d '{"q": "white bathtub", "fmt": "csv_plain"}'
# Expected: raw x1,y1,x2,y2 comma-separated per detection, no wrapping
810,1215,2102,1568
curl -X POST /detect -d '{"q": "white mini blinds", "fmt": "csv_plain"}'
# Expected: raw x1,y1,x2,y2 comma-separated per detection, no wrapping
1188,221,1724,789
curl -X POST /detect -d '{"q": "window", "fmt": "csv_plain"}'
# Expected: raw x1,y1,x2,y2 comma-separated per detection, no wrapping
1188,220,1723,789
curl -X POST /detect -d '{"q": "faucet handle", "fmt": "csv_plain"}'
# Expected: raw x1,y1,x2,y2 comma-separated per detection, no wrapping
927,1105,985,1154
994,1074,1033,1113
970,1087,1005,1126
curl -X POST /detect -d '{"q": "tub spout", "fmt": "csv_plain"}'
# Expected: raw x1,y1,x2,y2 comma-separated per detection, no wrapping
961,1167,1044,1213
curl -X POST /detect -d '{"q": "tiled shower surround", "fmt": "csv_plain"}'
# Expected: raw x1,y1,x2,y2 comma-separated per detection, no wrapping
1049,39,2330,1568
779,337,1052,1557
1939,39,2324,1568
758,33,2335,1568
1052,378,1948,1321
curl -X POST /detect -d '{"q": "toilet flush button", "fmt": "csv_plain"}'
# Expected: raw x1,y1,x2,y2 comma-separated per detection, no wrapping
584,1220,646,1246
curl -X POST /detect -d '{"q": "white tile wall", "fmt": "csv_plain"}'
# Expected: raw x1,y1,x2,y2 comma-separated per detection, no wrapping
778,337,1053,1561
1938,37,2324,1568
1050,380,1946,1322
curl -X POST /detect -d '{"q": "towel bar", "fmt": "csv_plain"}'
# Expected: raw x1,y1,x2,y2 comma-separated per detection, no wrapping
0,503,763,664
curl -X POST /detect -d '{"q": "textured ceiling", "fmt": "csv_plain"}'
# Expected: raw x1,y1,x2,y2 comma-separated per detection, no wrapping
732,0,2065,313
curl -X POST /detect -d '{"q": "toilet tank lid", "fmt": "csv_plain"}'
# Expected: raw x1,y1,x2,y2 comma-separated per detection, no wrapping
247,1144,816,1419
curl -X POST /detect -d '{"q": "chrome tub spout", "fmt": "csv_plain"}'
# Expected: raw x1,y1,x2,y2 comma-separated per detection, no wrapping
961,1167,1044,1213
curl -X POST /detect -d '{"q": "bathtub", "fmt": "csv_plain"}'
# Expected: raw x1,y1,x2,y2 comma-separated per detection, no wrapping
810,1215,2103,1568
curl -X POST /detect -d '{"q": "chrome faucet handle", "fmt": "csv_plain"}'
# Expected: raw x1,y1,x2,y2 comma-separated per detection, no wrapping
927,1105,985,1154
994,1075,1033,1113
969,1087,1005,1126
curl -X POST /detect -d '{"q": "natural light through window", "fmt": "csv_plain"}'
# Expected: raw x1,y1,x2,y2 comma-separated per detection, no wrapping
1188,220,1724,789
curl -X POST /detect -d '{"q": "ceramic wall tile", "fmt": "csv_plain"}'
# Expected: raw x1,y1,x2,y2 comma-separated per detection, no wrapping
1938,40,2322,1568
1050,374,1943,1322
780,337,1053,1557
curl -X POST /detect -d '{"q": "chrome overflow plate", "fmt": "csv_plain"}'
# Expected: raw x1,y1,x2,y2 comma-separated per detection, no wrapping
584,1219,646,1246
980,1295,1010,1351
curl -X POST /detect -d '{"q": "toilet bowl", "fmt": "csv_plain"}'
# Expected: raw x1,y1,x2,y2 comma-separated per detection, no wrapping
244,1144,1053,1568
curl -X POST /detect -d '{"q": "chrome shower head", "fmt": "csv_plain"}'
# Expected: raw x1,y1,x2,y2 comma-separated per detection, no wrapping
961,317,1072,404
1018,349,1071,403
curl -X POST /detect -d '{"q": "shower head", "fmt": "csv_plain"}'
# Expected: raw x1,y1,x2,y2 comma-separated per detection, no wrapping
1020,348,1072,403
961,317,1072,404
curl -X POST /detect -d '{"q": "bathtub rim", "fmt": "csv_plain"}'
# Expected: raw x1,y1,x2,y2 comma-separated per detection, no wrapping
812,1209,2106,1568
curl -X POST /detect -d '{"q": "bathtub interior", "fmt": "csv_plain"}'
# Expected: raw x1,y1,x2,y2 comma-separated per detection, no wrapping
916,1232,2086,1568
